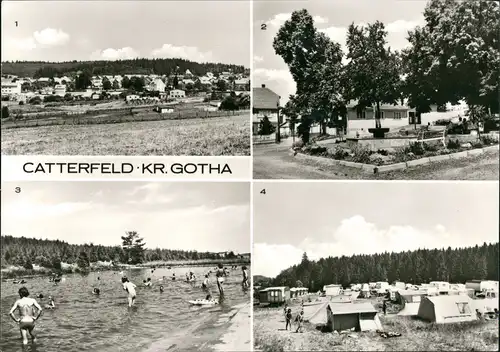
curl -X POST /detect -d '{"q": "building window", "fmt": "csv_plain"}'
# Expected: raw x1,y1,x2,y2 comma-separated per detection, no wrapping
394,112,402,119
456,302,471,314
356,110,366,119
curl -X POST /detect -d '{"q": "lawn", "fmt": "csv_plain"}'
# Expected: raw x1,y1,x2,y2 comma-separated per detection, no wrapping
254,300,499,351
1,114,250,156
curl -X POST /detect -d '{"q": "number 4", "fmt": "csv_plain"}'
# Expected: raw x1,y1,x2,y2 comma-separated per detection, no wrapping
260,189,266,195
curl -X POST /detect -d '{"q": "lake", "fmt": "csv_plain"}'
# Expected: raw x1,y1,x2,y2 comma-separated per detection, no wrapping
0,265,250,352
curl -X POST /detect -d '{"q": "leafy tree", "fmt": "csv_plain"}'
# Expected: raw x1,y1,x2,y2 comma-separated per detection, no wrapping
220,93,239,111
76,251,90,269
258,116,276,136
121,231,146,264
122,76,131,89
102,77,112,90
273,9,346,138
75,70,92,90
1,106,10,119
282,96,300,143
344,21,401,129
23,259,33,270
173,75,179,89
296,280,303,287
217,80,227,92
112,80,120,90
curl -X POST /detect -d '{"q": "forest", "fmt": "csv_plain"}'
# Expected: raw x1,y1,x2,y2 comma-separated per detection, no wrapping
1,58,248,78
0,235,240,271
258,243,499,291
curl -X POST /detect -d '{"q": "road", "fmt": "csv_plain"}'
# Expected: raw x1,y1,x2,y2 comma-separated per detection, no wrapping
253,143,499,180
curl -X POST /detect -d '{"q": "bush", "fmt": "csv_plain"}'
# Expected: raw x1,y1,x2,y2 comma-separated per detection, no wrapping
447,139,461,149
18,101,24,105
303,144,327,156
292,140,304,149
29,96,42,105
407,142,426,156
434,119,452,126
377,149,389,156
481,135,498,145
471,140,484,149
1,106,9,119
350,145,372,163
329,146,349,160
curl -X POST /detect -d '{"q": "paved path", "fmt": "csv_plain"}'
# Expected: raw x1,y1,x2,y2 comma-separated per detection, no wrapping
253,144,499,180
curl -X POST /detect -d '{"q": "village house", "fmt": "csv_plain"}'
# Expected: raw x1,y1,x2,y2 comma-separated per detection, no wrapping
234,78,250,91
146,78,166,92
252,84,281,135
185,69,193,78
54,84,67,97
1,79,22,96
169,89,186,99
154,105,174,114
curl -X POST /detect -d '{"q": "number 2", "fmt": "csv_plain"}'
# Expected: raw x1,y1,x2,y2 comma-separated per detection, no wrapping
261,23,267,30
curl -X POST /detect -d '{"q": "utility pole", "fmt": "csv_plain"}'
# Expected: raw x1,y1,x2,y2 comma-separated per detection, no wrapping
275,98,281,144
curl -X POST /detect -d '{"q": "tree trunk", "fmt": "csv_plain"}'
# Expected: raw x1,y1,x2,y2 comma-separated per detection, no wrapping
375,101,381,128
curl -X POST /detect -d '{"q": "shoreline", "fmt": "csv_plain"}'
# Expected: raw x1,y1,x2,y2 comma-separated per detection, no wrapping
1,259,250,280
143,302,251,352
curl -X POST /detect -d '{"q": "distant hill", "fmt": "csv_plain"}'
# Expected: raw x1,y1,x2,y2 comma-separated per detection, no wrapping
253,275,272,286
1,58,248,78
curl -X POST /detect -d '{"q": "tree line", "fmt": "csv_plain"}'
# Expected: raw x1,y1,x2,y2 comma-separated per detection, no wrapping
1,58,248,78
275,1,499,143
265,243,498,292
0,234,240,271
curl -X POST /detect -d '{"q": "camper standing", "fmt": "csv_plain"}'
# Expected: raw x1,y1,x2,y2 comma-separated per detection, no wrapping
295,310,304,333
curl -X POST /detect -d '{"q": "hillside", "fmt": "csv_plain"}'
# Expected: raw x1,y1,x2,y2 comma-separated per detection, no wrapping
270,242,499,291
1,58,248,78
253,275,272,285
0,235,244,270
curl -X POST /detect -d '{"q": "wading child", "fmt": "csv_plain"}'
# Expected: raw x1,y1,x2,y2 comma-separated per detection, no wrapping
295,310,304,333
9,287,43,345
285,308,293,331
122,277,137,308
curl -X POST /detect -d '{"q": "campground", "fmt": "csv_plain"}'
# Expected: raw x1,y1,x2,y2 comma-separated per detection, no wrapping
253,296,499,351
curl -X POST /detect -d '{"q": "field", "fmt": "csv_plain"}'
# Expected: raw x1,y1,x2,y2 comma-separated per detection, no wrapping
1,113,250,155
253,298,499,351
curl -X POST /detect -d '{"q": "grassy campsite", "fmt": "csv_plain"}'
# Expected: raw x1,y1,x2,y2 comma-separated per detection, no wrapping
253,242,499,352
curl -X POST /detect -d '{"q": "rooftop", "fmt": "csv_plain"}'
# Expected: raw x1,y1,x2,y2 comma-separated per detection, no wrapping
253,84,280,110
328,302,377,315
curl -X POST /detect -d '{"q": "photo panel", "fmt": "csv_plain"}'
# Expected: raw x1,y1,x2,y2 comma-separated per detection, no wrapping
1,1,251,157
252,0,499,180
252,181,499,351
1,181,251,351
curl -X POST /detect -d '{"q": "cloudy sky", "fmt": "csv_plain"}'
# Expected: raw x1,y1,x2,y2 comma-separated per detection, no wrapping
1,182,250,253
1,1,250,66
254,182,499,278
253,0,428,104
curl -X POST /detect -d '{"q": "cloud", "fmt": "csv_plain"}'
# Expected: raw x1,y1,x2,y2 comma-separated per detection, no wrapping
313,16,328,24
253,55,264,63
386,18,424,34
254,215,475,278
33,28,70,46
253,68,296,104
267,13,291,28
91,47,139,60
151,44,214,62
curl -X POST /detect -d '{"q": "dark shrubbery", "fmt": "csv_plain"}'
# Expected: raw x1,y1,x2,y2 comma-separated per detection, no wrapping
447,139,461,149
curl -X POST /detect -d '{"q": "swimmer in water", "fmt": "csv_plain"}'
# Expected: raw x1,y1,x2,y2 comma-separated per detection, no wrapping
189,272,196,281
159,285,164,293
45,296,55,309
172,273,176,281
215,263,225,296
92,288,100,295
145,278,152,287
122,277,137,308
202,275,209,290
9,287,42,345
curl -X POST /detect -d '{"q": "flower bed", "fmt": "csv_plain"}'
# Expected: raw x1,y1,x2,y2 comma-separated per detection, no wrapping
296,134,499,167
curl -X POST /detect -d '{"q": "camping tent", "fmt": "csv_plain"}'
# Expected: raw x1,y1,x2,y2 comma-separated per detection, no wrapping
417,295,477,324
471,298,498,314
326,302,382,332
304,301,329,325
395,289,428,305
397,302,420,316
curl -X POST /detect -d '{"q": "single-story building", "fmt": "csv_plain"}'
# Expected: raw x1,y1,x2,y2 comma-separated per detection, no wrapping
326,302,382,332
290,287,309,298
259,286,290,305
324,284,342,297
417,295,477,324
154,106,174,114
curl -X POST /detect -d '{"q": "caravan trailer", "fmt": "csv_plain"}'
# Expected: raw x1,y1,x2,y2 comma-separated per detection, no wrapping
429,281,451,295
466,280,499,293
259,287,290,305
324,284,342,296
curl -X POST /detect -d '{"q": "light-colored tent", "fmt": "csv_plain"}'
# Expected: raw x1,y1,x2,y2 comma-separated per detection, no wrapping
326,302,383,332
397,302,420,316
324,284,342,296
417,295,477,324
303,301,329,325
395,289,428,305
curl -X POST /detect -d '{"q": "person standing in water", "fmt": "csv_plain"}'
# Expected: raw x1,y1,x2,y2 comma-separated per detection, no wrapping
215,263,225,296
241,266,249,288
121,277,137,308
202,274,210,290
9,287,43,345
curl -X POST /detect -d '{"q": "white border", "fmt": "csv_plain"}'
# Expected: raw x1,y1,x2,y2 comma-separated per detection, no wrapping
249,0,255,349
